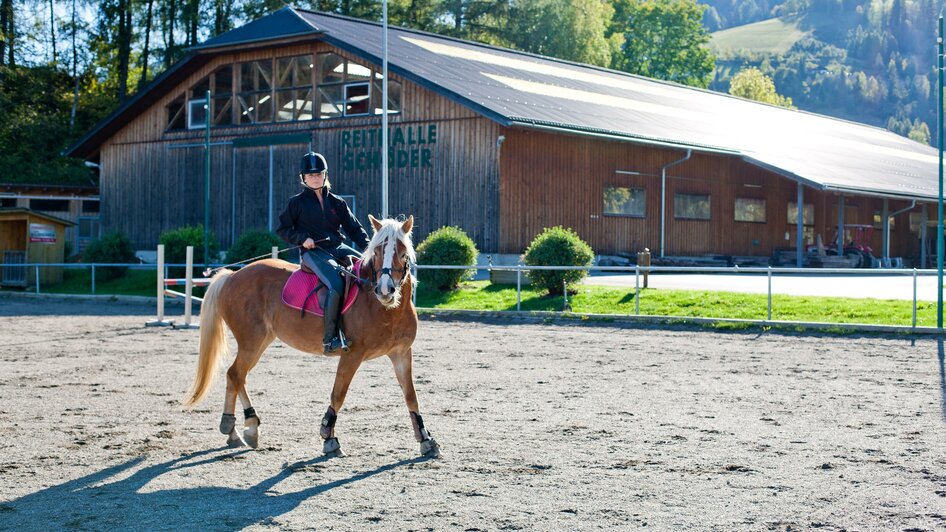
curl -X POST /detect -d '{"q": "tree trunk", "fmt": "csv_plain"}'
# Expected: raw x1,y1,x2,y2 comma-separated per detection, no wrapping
163,0,176,68
49,0,56,63
117,0,132,101
1,0,14,66
139,0,153,90
70,0,78,132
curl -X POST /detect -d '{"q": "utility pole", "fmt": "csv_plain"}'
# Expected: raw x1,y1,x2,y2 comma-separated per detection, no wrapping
938,17,944,328
205,89,212,268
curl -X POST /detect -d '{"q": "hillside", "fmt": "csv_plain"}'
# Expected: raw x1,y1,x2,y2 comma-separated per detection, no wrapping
704,0,941,144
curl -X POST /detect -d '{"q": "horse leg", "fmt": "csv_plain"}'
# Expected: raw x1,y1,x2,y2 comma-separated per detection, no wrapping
390,349,440,458
222,335,271,449
320,354,364,457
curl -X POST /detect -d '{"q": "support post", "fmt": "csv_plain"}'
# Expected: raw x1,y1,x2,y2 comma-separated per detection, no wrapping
184,246,194,328
204,89,212,268
939,16,944,328
796,182,804,267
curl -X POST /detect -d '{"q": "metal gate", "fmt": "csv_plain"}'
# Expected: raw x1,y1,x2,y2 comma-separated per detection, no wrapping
2,251,27,287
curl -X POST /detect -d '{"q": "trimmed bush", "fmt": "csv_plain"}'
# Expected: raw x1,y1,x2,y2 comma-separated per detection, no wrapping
159,225,220,277
82,231,137,281
416,226,478,290
227,230,287,264
523,226,594,295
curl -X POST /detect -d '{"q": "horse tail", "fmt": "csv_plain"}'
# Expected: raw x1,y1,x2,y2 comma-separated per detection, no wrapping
183,269,234,408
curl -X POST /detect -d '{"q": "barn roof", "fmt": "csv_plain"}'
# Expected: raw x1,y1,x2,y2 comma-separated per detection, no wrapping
68,7,942,201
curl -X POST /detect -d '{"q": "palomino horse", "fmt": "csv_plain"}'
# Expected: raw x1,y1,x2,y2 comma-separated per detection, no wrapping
183,215,440,458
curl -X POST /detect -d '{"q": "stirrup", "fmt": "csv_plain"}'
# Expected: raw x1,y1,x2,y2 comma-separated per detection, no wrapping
323,333,351,354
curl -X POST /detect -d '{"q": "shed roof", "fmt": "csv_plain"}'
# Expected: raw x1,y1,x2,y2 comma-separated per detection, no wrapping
69,7,942,201
0,208,76,227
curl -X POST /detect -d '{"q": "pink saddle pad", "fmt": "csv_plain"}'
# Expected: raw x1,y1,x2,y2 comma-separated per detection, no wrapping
282,261,362,317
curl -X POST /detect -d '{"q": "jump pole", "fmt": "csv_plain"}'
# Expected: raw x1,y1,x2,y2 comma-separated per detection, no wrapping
145,244,173,327
176,246,199,329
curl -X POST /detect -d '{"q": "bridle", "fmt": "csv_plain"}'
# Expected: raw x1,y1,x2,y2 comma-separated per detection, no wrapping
338,238,413,290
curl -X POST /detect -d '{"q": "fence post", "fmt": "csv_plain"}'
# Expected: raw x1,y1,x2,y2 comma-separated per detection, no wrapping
91,264,96,295
184,246,194,327
516,261,522,311
35,265,40,294
146,245,172,327
767,266,772,321
634,264,640,316
271,246,278,259
913,268,918,329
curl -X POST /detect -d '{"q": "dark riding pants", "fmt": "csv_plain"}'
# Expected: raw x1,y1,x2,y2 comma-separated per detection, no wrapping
301,245,360,345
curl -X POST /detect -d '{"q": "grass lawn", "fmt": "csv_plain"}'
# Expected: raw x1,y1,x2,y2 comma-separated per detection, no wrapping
416,281,936,327
711,17,808,56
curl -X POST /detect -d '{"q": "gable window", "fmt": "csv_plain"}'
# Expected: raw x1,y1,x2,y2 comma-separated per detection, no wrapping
30,199,69,212
734,198,766,223
238,60,274,125
275,55,314,122
166,95,186,130
187,99,208,129
317,52,400,118
603,186,645,217
674,193,710,220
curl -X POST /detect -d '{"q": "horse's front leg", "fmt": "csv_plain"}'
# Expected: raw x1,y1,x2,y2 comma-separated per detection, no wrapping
320,353,364,457
390,348,440,458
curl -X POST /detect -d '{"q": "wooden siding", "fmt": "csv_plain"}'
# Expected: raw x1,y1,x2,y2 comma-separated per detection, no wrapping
499,128,926,261
100,40,499,251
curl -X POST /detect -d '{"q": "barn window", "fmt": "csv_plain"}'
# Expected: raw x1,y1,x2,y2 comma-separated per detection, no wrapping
1,197,16,208
81,200,100,213
30,199,69,212
317,52,400,119
166,95,186,130
187,99,208,129
873,211,895,230
787,202,814,225
275,55,314,122
603,186,645,217
237,60,274,124
734,198,766,223
674,193,710,220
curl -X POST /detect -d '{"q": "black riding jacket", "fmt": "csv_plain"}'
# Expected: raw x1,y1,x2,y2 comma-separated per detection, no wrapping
276,187,370,252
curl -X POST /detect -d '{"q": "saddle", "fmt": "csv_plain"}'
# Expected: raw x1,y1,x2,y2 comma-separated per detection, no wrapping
282,259,362,318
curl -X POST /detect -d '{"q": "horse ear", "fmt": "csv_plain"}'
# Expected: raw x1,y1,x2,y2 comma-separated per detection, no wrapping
368,214,382,233
401,215,414,234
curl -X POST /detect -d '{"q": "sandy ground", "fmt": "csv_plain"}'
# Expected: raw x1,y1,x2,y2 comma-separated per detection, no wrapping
0,296,945,531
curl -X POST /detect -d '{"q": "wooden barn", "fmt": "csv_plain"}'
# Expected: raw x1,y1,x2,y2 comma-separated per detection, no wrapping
66,7,942,267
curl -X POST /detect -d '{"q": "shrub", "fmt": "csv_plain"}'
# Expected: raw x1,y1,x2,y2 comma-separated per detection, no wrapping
227,230,287,264
159,225,220,277
82,231,137,281
523,226,594,295
416,226,478,290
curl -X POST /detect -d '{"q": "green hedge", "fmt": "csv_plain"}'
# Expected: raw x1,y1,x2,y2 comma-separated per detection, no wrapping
82,231,137,281
416,226,478,290
523,226,594,295
227,230,287,264
159,225,219,278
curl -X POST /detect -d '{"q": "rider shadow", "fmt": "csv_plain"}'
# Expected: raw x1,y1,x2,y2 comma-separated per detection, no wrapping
0,448,426,530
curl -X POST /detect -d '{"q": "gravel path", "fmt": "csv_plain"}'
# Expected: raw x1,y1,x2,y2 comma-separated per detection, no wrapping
0,296,945,530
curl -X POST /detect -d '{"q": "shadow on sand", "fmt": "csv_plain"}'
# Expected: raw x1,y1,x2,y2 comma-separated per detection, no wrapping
0,448,426,529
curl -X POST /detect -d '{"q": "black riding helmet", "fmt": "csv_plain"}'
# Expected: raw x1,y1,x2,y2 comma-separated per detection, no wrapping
299,152,328,185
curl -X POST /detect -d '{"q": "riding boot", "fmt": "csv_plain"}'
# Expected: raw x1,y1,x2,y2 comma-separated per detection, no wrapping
322,290,347,354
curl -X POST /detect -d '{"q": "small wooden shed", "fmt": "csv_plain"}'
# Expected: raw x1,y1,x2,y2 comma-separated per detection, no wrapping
0,208,75,287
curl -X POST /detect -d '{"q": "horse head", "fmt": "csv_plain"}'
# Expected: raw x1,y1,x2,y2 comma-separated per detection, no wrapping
363,215,416,309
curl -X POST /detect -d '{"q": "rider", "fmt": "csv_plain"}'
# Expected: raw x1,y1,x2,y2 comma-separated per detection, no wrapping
276,152,370,354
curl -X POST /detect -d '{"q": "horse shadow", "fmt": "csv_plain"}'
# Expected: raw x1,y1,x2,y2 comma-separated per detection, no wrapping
0,448,425,530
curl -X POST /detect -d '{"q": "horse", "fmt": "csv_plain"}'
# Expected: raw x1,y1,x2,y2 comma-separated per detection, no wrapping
182,215,440,458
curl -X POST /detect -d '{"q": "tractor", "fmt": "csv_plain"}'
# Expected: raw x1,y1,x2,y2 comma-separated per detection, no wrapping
808,224,875,268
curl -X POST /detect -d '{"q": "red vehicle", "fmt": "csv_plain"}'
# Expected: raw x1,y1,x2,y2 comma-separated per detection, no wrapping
807,224,875,268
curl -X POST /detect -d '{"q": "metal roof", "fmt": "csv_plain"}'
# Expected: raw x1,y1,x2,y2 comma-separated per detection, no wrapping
296,9,941,201
70,7,942,201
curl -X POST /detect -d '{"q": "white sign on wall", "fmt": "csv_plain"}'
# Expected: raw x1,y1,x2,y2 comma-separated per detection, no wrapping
29,223,56,243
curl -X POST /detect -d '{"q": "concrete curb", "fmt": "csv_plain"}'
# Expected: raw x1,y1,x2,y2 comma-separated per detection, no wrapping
416,308,946,336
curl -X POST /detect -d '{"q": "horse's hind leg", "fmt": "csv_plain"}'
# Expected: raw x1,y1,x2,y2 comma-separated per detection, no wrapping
320,354,364,457
222,332,273,449
389,348,440,458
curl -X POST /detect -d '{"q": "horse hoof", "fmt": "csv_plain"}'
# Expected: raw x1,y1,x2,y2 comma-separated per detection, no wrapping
243,425,259,449
226,429,245,448
323,437,345,457
420,438,441,458
219,413,236,435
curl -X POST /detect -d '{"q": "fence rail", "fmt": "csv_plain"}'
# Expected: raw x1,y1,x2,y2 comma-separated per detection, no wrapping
1,259,941,330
